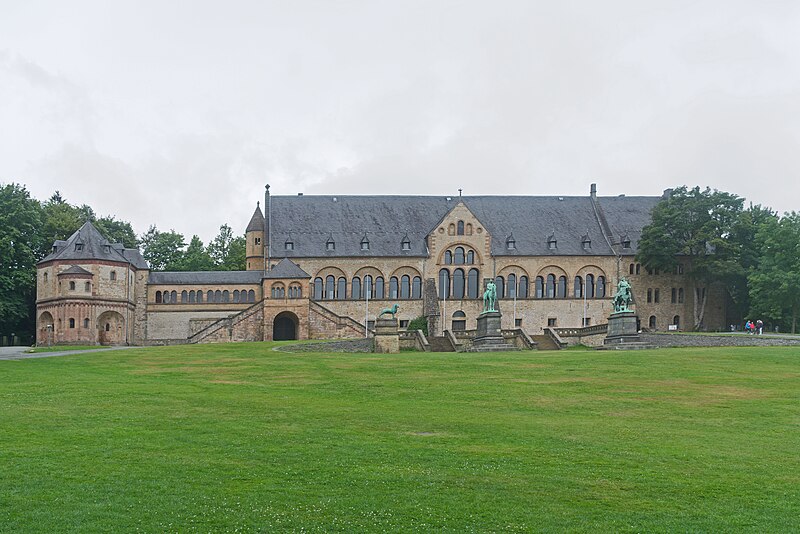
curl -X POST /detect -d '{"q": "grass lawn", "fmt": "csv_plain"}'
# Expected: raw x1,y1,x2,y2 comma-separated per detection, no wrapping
1,344,798,532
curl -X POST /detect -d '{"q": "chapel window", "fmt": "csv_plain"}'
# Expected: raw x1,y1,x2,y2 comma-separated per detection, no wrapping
467,269,479,299
110,271,117,281
457,220,465,235
558,276,567,298
375,277,385,299
412,276,422,299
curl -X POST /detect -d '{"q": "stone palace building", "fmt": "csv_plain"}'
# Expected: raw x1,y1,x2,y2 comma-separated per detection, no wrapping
35,184,727,346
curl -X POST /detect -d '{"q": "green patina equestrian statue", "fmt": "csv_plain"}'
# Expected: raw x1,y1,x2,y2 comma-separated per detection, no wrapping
482,280,497,313
611,278,634,313
378,303,399,319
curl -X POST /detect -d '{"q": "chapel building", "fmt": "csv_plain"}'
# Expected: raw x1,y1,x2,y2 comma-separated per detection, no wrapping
35,184,727,346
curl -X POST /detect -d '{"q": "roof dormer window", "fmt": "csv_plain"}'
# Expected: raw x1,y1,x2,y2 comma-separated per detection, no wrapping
360,234,370,251
75,243,84,252
285,240,294,251
103,245,111,253
506,234,516,250
546,233,557,250
326,237,335,251
620,234,631,249
581,234,591,251
401,236,411,251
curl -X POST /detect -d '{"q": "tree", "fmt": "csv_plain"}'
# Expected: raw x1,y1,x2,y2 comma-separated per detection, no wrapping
748,213,800,333
0,184,44,338
180,235,214,271
95,216,138,248
140,226,186,271
637,186,745,330
207,224,245,270
40,191,87,251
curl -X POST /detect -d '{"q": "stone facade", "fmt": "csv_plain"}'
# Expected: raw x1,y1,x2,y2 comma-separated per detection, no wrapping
35,187,728,347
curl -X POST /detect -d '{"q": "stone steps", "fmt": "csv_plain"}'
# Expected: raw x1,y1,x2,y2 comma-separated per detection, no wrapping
428,336,456,352
529,334,560,351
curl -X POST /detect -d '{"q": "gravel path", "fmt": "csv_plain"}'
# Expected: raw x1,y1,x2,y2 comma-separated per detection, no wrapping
0,346,136,361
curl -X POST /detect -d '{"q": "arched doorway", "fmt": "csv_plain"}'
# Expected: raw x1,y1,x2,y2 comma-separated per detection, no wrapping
38,311,54,345
273,311,299,341
97,310,125,345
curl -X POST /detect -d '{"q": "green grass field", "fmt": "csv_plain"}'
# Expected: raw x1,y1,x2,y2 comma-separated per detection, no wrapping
1,343,798,532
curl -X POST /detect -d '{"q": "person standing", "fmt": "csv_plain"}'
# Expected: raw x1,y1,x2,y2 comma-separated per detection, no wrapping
756,319,763,335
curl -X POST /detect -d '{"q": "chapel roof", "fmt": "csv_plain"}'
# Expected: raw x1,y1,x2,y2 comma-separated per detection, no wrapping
246,203,265,233
148,270,264,285
38,221,149,269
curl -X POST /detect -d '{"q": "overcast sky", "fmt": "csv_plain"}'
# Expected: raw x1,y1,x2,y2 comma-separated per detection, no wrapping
1,1,799,243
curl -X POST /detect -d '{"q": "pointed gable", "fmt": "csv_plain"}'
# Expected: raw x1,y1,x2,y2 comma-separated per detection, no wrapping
246,203,265,233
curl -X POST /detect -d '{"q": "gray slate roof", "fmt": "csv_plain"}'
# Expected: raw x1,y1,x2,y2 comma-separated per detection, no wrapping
57,265,93,276
148,270,264,285
246,204,265,232
264,258,310,279
39,221,150,269
268,195,660,258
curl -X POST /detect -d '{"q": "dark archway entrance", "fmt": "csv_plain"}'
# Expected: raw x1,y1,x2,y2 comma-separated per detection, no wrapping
273,311,299,341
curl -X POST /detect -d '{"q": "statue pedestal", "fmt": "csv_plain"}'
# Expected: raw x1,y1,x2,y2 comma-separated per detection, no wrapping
374,318,399,353
604,311,640,345
472,312,516,352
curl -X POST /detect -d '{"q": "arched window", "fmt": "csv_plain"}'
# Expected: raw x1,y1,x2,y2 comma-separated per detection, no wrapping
83,318,90,328
85,281,91,292
574,276,583,298
586,274,595,298
678,288,684,303
207,290,214,303
400,275,410,299
105,323,110,332
248,290,255,302
597,276,606,298
673,315,680,329
453,269,465,299
535,276,544,299
649,315,657,329
457,220,465,235
452,310,466,331
364,275,373,298
629,264,634,275
439,269,450,299
189,290,196,303
233,290,239,303
326,275,336,299
558,276,567,298
445,250,452,265
43,272,48,283
467,250,474,264
337,277,347,300
647,288,652,303
375,277,385,299
69,281,76,290
412,276,422,299
290,285,302,298
110,271,117,281
448,223,455,235
636,264,641,275
69,318,75,328
222,290,230,303
467,269,479,299
495,276,505,299
519,276,529,298
156,291,162,303
171,290,178,303
389,277,399,299
196,290,202,303
466,223,473,235
454,247,465,265
181,290,188,303
508,274,517,298
352,277,361,300
546,274,556,298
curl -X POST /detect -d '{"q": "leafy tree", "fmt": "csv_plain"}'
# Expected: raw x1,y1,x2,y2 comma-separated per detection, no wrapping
95,216,138,248
140,226,186,271
637,186,745,330
40,192,87,250
180,235,215,271
748,213,800,333
407,316,429,336
208,224,245,270
0,184,44,338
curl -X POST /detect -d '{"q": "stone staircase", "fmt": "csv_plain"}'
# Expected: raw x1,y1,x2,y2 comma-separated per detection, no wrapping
529,334,560,351
428,336,456,352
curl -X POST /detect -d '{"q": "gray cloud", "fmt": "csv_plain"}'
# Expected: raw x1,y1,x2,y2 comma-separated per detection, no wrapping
1,0,799,243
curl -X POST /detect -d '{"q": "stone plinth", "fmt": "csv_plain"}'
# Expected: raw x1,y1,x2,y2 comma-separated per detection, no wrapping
472,311,517,352
374,318,399,353
604,311,641,345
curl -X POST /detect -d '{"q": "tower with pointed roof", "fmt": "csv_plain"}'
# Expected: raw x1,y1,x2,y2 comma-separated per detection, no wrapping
245,202,265,271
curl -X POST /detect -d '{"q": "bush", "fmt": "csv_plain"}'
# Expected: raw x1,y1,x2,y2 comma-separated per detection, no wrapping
407,316,428,336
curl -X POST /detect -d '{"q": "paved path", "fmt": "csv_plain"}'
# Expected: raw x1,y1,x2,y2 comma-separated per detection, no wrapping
0,346,136,361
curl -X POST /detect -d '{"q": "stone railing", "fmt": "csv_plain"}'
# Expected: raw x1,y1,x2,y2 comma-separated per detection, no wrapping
502,328,537,350
553,323,608,337
399,329,430,351
188,300,264,344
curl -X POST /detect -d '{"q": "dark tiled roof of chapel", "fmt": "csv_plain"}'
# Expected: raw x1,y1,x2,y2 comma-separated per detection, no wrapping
39,221,149,269
148,271,264,285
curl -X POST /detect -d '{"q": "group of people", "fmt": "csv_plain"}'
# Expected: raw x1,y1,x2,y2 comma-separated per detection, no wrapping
745,319,764,335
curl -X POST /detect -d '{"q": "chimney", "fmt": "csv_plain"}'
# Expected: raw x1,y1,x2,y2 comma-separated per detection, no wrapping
590,183,597,199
